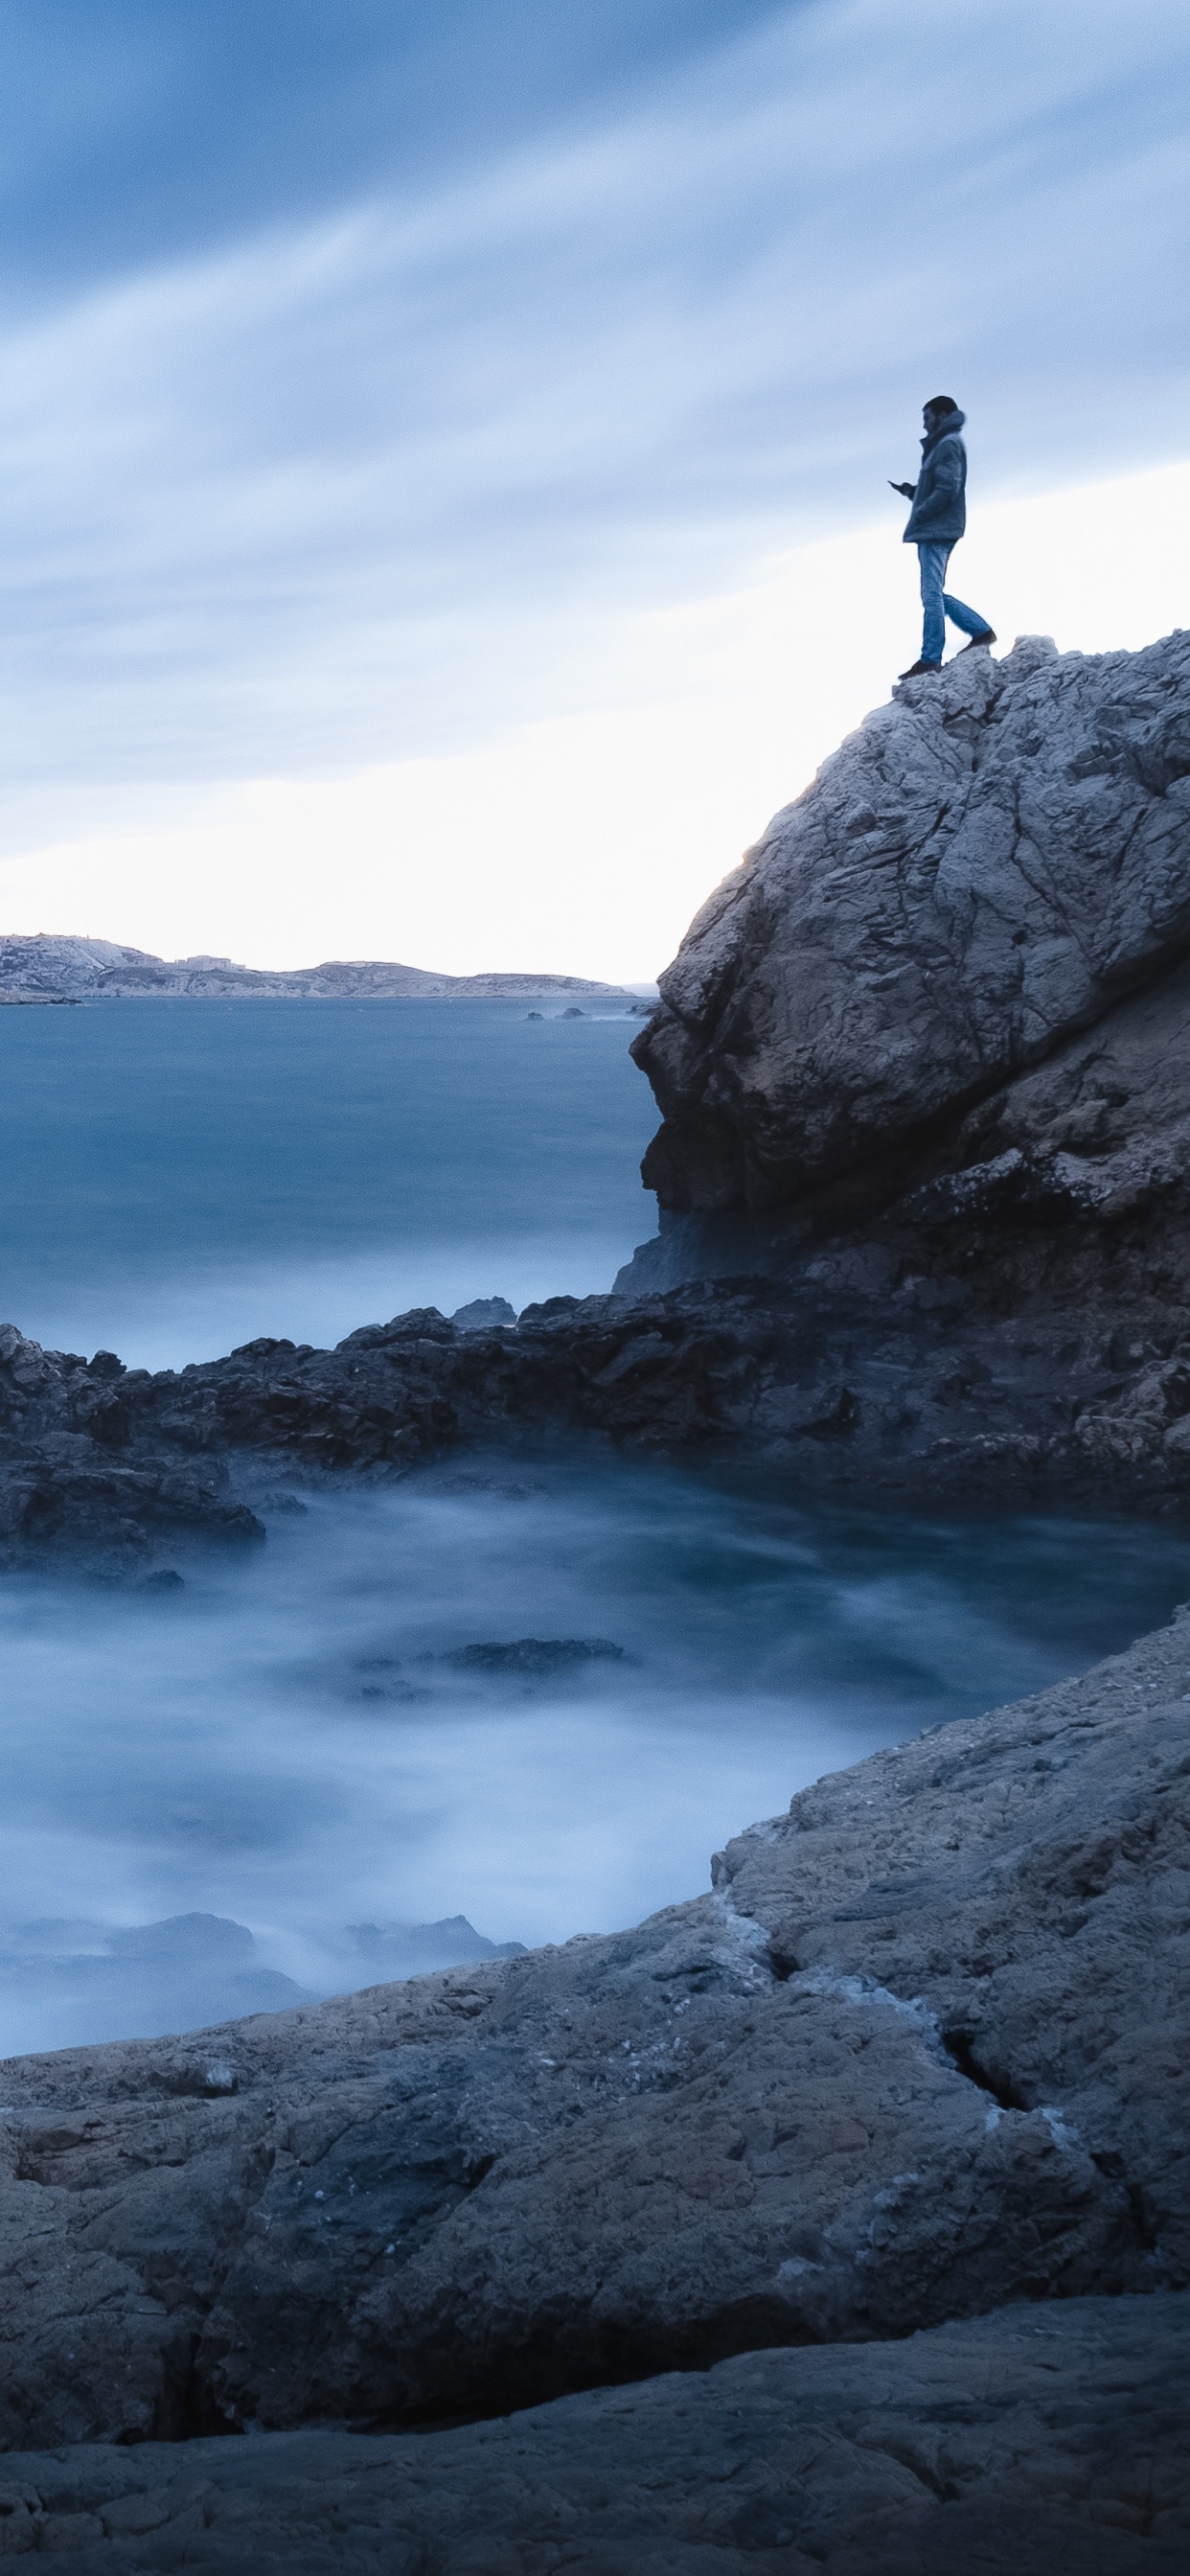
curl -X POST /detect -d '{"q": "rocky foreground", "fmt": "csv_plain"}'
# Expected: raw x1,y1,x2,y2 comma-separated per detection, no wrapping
1,1607,1187,2564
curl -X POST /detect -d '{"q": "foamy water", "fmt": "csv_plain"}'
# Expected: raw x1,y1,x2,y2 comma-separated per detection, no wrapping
1,1000,1186,2055
1,1450,1186,2054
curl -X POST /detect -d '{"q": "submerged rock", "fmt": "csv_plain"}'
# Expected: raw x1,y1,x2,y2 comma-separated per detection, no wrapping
439,1636,626,1677
0,1913,309,2056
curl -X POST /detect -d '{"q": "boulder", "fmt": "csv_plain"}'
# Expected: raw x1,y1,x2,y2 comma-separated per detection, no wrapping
634,632,1190,1215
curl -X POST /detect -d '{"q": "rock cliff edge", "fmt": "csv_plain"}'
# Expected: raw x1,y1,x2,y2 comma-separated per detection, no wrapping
633,631,1190,1228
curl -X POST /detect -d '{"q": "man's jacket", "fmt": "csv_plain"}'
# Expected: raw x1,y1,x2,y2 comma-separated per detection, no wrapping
903,408,967,545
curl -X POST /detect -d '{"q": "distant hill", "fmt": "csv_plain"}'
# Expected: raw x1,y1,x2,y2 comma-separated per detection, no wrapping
0,934,645,1003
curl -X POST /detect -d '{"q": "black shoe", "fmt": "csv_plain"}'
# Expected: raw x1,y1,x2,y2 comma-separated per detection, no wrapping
898,658,941,678
959,628,996,651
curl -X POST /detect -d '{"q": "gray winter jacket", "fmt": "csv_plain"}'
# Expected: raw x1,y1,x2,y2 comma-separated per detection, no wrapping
903,408,967,545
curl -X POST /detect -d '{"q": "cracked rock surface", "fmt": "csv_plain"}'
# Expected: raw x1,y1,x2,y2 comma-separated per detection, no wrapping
634,631,1190,1215
0,1608,1186,2463
0,2293,1184,2570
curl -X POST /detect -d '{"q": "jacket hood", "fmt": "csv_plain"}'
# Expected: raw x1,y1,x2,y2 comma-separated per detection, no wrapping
922,407,967,453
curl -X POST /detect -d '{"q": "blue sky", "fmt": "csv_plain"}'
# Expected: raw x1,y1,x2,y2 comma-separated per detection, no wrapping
0,1,1188,969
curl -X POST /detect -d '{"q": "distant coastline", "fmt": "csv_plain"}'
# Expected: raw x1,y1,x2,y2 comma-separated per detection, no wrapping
0,933,653,1005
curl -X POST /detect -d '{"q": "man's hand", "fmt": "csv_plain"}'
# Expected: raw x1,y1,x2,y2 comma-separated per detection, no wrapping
888,480,916,498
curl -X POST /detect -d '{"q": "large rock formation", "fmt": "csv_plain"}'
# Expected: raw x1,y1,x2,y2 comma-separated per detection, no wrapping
632,632,1190,1220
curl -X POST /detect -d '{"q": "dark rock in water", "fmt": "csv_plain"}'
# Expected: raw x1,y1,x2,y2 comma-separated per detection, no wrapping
449,1295,517,1331
525,1007,543,1018
0,2293,1183,2571
561,1004,584,1017
252,1485,309,1516
0,1613,1185,2452
342,1916,527,1977
440,1636,626,1677
0,1912,310,2055
3,642,1190,2550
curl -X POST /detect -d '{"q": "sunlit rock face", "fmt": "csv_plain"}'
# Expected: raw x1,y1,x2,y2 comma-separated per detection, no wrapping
633,631,1190,1217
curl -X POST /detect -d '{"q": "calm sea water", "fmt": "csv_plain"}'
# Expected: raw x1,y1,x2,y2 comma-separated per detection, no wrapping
0,998,657,1368
0,999,1186,2055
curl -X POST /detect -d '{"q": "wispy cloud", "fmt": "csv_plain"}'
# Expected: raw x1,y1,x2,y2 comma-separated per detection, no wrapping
0,0,1187,794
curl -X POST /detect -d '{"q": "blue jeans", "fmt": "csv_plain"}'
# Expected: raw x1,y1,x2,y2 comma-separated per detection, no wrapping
918,541,991,663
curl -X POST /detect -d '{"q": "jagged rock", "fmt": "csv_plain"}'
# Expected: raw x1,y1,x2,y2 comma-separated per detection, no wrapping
0,2294,1183,2570
7,1252,1190,1574
634,632,1190,1216
0,1610,1184,2451
449,1297,517,1331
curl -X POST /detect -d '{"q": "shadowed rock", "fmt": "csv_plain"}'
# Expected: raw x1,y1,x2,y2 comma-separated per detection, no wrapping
439,1637,626,1678
0,2294,1183,2570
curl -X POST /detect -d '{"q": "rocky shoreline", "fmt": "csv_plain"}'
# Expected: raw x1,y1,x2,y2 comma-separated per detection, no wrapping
1,1604,1187,2564
2,1253,1189,1577
7,638,1190,1570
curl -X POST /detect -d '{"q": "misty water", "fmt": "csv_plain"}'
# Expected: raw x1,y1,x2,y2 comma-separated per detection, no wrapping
2,1000,1188,2056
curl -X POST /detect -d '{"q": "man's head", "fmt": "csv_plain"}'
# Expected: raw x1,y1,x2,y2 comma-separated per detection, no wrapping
923,395,959,428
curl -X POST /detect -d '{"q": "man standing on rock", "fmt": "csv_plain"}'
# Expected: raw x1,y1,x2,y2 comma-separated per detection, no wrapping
891,397,995,678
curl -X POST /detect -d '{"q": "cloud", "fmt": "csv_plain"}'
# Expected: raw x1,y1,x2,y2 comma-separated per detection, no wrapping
5,453,1188,981
0,2,790,299
0,0,1187,797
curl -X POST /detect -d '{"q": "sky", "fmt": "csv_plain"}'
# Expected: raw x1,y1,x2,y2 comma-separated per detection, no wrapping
1,0,1188,980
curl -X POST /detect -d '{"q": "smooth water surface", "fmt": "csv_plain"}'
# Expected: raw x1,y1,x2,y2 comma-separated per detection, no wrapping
0,999,656,1368
1,1451,1187,2054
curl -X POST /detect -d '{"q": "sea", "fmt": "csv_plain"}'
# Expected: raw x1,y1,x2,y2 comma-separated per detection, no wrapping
2,996,1188,2056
